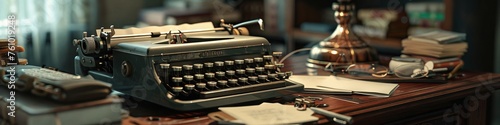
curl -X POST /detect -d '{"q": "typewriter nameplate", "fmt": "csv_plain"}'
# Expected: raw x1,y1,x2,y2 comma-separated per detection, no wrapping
165,46,263,61
199,51,225,57
169,50,225,61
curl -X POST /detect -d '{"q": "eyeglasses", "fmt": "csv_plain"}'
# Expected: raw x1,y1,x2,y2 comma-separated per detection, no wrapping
325,63,435,79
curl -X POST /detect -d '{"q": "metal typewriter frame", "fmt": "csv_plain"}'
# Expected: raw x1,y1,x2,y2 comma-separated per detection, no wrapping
73,19,304,111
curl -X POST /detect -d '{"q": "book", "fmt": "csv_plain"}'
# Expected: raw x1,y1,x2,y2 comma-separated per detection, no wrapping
401,38,467,58
399,54,463,72
401,48,465,58
402,39,468,52
408,30,466,44
433,59,463,69
288,75,399,97
0,87,122,125
402,48,465,58
401,54,460,62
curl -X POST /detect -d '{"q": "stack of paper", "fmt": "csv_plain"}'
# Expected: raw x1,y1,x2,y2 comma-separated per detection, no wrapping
288,75,399,97
218,103,318,125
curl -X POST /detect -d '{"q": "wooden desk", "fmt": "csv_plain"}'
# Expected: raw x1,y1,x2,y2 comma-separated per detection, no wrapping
123,54,500,125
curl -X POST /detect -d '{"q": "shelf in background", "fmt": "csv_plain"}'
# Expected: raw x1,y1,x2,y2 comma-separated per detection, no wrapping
292,29,330,43
291,29,402,55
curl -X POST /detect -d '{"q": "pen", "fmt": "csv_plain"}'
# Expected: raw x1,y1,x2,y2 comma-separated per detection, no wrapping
447,60,464,79
309,107,353,125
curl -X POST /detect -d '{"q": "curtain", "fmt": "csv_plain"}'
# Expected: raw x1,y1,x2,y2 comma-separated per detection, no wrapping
0,0,90,72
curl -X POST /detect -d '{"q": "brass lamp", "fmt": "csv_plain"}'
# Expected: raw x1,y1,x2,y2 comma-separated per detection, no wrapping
308,0,378,68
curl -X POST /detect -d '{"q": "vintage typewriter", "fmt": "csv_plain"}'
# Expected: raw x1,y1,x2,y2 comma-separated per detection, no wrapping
73,19,304,111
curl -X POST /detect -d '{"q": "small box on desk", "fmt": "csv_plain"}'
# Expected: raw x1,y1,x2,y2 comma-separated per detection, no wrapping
0,87,122,125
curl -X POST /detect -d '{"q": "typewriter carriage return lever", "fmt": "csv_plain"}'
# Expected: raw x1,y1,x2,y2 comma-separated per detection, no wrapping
73,19,304,111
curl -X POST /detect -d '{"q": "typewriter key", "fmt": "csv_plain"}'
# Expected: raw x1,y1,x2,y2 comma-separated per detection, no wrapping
277,72,286,80
193,64,203,74
194,74,205,83
204,62,214,73
228,79,240,87
172,87,183,96
215,71,226,80
196,83,209,91
214,61,224,72
236,69,247,77
245,68,257,76
160,64,170,69
172,66,183,77
235,60,245,69
160,64,171,85
183,86,194,98
263,55,273,64
172,87,184,92
238,77,250,85
183,75,194,85
254,57,264,67
255,67,265,75
172,77,183,87
183,65,193,75
217,80,229,88
226,70,236,79
207,81,218,90
258,75,270,83
244,58,255,68
205,72,216,81
268,74,279,81
248,76,259,84
184,84,195,93
264,65,277,74
224,60,235,70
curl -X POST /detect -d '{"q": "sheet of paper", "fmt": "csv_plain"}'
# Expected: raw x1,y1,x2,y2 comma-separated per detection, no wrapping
219,103,318,125
97,22,221,36
289,75,352,93
289,75,399,97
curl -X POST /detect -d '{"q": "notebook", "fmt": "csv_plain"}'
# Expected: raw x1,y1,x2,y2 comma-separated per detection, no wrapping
288,75,399,97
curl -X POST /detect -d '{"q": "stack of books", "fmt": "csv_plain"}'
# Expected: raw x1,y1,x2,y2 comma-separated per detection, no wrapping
0,87,122,125
401,31,467,70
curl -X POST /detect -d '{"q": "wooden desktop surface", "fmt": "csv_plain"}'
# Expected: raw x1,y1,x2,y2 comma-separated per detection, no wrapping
123,54,500,125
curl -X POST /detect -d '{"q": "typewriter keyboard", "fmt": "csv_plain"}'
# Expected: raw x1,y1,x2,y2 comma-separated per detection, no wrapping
158,54,294,100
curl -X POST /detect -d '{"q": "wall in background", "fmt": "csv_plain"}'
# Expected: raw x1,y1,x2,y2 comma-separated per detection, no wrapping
453,0,498,73
496,0,500,73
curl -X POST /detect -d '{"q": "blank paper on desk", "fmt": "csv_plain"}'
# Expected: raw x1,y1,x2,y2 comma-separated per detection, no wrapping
289,75,399,97
288,75,352,94
218,103,318,125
